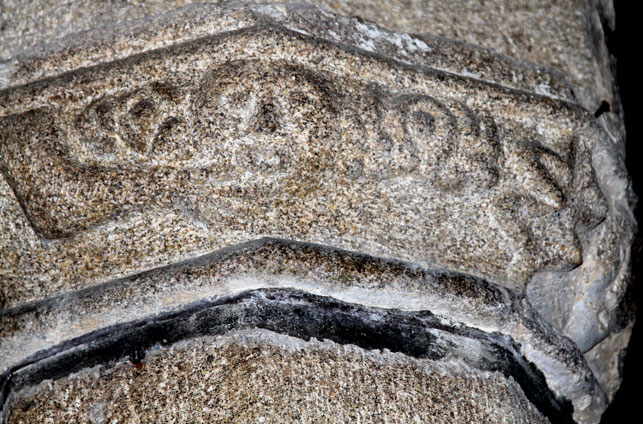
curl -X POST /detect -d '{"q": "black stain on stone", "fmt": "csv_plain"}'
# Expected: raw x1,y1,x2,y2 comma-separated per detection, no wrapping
0,288,574,423
129,344,146,365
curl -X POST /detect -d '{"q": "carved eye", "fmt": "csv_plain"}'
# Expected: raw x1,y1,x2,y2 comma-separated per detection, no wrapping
408,110,435,135
404,97,455,153
75,98,118,155
120,97,156,153
151,116,187,155
402,96,462,184
129,99,155,120
278,76,337,136
195,76,257,137
94,101,116,131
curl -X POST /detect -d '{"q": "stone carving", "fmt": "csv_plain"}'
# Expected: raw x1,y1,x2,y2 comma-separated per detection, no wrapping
0,49,607,291
0,239,605,423
0,2,634,424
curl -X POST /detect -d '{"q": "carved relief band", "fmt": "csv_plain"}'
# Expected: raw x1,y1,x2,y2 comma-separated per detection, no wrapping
1,3,634,424
0,27,606,292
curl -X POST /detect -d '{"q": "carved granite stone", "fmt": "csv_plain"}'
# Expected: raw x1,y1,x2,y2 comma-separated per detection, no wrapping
6,330,555,423
0,2,634,424
0,36,608,290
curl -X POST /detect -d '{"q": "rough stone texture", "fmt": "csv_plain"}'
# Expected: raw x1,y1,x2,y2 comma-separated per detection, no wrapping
0,240,602,422
4,330,550,423
0,1,635,423
585,322,633,402
0,2,610,297
0,18,607,296
0,0,616,114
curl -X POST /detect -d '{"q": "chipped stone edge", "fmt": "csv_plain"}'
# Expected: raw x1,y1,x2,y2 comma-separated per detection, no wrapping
2,326,559,423
0,2,626,423
0,238,607,423
1,288,574,423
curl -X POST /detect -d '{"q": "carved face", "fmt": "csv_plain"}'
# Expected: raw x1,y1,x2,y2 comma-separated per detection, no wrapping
0,57,606,289
192,61,340,174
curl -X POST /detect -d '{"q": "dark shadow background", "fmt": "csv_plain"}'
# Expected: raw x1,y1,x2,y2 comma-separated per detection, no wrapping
600,1,641,422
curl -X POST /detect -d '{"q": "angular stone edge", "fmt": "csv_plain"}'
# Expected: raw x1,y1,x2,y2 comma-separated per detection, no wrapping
0,6,629,424
2,288,574,423
3,328,558,423
0,238,607,423
0,9,607,298
0,2,574,102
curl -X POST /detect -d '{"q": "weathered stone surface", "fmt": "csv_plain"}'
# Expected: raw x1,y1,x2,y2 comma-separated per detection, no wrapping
0,240,604,422
0,0,615,113
0,3,608,301
3,330,551,423
0,1,635,423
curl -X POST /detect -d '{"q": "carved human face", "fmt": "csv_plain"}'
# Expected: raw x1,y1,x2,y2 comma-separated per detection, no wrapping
0,57,606,289
192,60,340,175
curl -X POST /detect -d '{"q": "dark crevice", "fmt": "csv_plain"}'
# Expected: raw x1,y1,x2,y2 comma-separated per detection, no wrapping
0,288,573,423
594,100,611,118
601,1,641,422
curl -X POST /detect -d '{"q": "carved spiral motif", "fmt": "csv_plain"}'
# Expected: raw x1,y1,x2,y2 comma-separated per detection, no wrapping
75,81,188,160
0,59,605,285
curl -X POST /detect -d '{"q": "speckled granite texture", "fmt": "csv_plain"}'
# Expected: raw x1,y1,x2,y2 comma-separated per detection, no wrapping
0,240,602,422
4,330,551,423
0,21,607,294
0,1,634,424
0,0,616,113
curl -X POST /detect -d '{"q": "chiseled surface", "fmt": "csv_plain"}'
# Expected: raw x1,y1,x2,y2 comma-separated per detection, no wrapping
0,239,604,422
1,4,630,363
0,4,607,303
0,0,613,112
0,1,634,423
4,330,550,424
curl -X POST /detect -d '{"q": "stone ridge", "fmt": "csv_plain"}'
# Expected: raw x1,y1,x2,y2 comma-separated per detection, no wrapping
0,17,607,299
0,2,633,423
1,2,574,101
1,289,573,423
3,329,552,423
0,238,606,423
